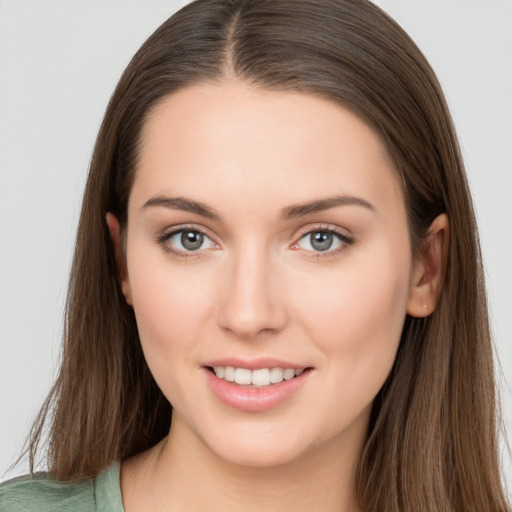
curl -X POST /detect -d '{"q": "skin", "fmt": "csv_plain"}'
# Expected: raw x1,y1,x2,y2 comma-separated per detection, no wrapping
107,80,448,512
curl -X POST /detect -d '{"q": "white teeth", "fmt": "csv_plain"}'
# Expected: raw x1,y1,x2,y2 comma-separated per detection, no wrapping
224,366,235,382
212,366,306,387
269,367,284,384
234,368,252,385
252,368,271,387
213,366,224,378
283,368,295,381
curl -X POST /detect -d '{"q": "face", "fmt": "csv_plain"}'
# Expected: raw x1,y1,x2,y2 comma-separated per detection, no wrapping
121,80,418,467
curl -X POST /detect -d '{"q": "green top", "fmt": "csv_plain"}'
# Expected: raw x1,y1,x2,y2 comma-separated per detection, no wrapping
0,462,124,512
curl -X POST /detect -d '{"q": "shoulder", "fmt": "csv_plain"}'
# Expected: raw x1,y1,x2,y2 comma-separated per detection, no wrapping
0,472,93,512
0,462,123,512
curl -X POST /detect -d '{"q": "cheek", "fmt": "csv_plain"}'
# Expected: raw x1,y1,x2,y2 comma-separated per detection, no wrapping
127,263,221,412
126,246,217,375
291,244,412,384
286,251,411,443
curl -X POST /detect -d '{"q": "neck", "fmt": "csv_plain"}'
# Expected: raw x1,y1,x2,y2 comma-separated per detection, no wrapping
121,414,365,512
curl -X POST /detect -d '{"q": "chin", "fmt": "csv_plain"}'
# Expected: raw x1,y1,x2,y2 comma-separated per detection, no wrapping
202,424,314,468
218,442,306,468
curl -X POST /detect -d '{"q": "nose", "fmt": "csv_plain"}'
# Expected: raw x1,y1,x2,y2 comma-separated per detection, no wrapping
217,244,288,338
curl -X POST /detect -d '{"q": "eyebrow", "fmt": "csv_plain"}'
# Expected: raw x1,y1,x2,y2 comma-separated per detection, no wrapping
280,195,375,219
141,194,374,221
141,196,220,220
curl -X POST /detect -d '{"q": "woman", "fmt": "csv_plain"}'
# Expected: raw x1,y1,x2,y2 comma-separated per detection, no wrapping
0,0,509,510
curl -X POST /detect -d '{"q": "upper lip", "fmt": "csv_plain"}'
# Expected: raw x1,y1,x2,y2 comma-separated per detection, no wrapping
203,357,309,370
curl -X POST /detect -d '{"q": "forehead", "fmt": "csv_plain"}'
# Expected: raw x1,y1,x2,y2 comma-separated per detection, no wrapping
131,80,403,216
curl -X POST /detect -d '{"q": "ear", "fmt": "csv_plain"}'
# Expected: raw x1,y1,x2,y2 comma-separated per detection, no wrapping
106,212,132,305
406,213,449,317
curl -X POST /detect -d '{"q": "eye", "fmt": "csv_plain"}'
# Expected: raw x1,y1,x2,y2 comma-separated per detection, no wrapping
162,228,216,253
295,229,352,253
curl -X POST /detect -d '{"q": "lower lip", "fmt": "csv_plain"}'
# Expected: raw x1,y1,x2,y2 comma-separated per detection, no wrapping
204,368,312,412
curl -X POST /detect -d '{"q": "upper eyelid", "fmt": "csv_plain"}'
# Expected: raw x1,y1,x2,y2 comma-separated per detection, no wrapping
159,223,216,240
293,223,354,240
156,223,354,247
291,224,355,254
157,226,217,257
155,225,218,254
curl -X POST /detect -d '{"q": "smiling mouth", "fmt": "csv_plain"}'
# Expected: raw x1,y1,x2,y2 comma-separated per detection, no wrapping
208,366,308,388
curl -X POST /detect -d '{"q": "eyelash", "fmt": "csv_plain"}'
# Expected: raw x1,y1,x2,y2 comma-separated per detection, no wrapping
156,224,217,258
292,225,355,259
156,224,355,259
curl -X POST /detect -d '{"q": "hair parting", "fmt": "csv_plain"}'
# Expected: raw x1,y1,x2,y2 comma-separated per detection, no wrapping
19,1,509,509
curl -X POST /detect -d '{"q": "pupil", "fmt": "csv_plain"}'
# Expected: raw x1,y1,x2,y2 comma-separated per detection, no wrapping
311,231,332,251
181,231,203,251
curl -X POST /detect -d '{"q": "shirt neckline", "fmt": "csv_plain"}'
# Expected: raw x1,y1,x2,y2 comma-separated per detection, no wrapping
94,461,125,512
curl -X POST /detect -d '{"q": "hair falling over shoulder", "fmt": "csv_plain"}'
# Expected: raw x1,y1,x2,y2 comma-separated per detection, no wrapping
21,0,510,510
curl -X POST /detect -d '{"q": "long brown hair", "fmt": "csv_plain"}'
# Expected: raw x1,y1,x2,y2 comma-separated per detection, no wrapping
24,0,509,509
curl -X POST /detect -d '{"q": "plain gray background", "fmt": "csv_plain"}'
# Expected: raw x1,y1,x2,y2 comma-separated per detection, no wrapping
1,0,511,489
